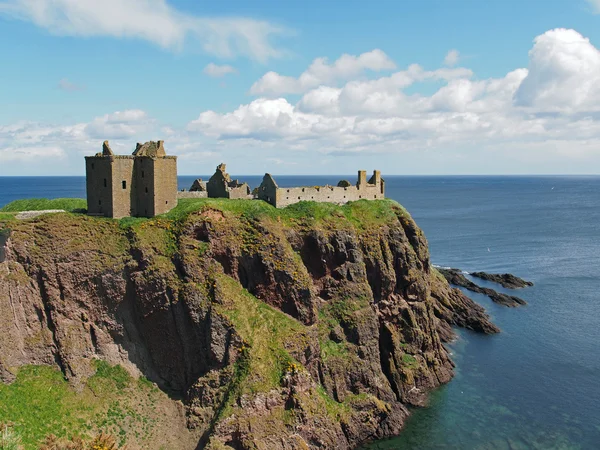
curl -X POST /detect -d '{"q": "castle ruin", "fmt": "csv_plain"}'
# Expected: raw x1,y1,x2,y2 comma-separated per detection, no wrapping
206,164,252,199
86,140,384,217
256,170,385,208
85,140,177,218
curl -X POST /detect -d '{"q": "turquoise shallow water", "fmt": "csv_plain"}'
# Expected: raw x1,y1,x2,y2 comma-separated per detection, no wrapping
1,175,599,449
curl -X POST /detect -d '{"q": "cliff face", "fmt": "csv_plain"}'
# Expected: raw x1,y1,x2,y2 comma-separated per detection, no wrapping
0,200,497,449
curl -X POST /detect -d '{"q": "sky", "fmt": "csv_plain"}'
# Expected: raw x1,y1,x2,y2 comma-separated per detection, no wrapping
1,0,600,176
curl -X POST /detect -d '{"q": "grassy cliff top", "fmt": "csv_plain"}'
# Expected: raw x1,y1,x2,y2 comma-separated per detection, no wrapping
1,197,410,231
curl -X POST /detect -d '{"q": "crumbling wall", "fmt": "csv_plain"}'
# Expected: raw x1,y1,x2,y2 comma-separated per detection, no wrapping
258,170,385,208
177,191,208,199
207,164,251,199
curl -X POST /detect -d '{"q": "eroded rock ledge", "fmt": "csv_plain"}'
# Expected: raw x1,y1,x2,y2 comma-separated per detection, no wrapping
0,200,498,449
437,268,528,307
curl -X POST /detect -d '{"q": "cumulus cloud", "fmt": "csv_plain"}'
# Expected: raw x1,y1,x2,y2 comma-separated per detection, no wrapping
0,0,288,62
188,28,600,162
203,63,238,77
3,28,600,174
249,49,396,96
514,28,600,113
0,109,158,166
84,110,155,139
444,49,460,67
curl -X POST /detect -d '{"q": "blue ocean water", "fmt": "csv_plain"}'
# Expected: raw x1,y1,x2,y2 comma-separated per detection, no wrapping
1,175,599,449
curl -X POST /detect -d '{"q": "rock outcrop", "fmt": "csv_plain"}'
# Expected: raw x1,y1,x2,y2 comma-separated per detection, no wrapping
470,271,533,289
0,200,498,449
437,268,527,307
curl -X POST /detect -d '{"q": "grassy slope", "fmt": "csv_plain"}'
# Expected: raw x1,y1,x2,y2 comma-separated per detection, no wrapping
0,362,170,449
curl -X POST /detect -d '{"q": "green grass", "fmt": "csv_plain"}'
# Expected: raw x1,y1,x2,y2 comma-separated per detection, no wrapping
401,353,419,369
213,273,307,395
0,198,87,213
163,197,406,230
0,363,164,449
0,365,95,448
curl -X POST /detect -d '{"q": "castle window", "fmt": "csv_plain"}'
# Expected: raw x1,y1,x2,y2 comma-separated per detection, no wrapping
103,178,107,188
375,195,377,198
91,163,94,170
141,170,145,178
287,189,289,193
298,197,301,199
98,200,101,205
302,188,305,192
145,187,148,194
122,181,127,189
359,195,362,199
166,201,168,205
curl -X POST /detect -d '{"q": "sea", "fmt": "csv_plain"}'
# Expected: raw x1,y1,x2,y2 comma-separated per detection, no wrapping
1,175,599,450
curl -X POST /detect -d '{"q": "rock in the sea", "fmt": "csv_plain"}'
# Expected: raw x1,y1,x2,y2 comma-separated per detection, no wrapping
437,268,527,307
470,271,533,289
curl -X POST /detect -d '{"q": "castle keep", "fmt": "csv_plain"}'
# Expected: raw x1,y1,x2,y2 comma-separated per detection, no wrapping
85,140,177,218
256,170,385,208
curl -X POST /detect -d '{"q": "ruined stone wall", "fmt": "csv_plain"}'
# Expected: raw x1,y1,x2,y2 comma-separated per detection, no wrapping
257,171,384,208
150,157,177,216
177,191,208,199
226,185,251,199
110,157,135,219
85,156,114,217
274,184,382,208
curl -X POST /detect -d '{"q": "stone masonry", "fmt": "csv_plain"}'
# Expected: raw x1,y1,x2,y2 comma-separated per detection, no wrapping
256,170,385,208
85,140,177,218
206,164,252,199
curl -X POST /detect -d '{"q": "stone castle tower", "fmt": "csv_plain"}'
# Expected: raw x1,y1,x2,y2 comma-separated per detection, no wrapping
85,140,177,218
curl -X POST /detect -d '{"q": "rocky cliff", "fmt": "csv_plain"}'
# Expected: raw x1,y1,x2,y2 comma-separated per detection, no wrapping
0,199,498,449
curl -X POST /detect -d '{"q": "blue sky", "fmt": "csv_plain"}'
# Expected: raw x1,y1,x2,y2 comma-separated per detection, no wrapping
1,0,600,175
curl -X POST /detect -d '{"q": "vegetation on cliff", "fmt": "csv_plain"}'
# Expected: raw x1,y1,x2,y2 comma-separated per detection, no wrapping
0,198,498,449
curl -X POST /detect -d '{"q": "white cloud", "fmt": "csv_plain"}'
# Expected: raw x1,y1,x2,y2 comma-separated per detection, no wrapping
586,0,600,13
203,63,238,77
58,78,84,92
3,28,600,175
84,110,154,139
187,28,600,165
0,0,288,62
444,49,460,67
0,145,66,162
514,28,600,113
249,49,396,96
